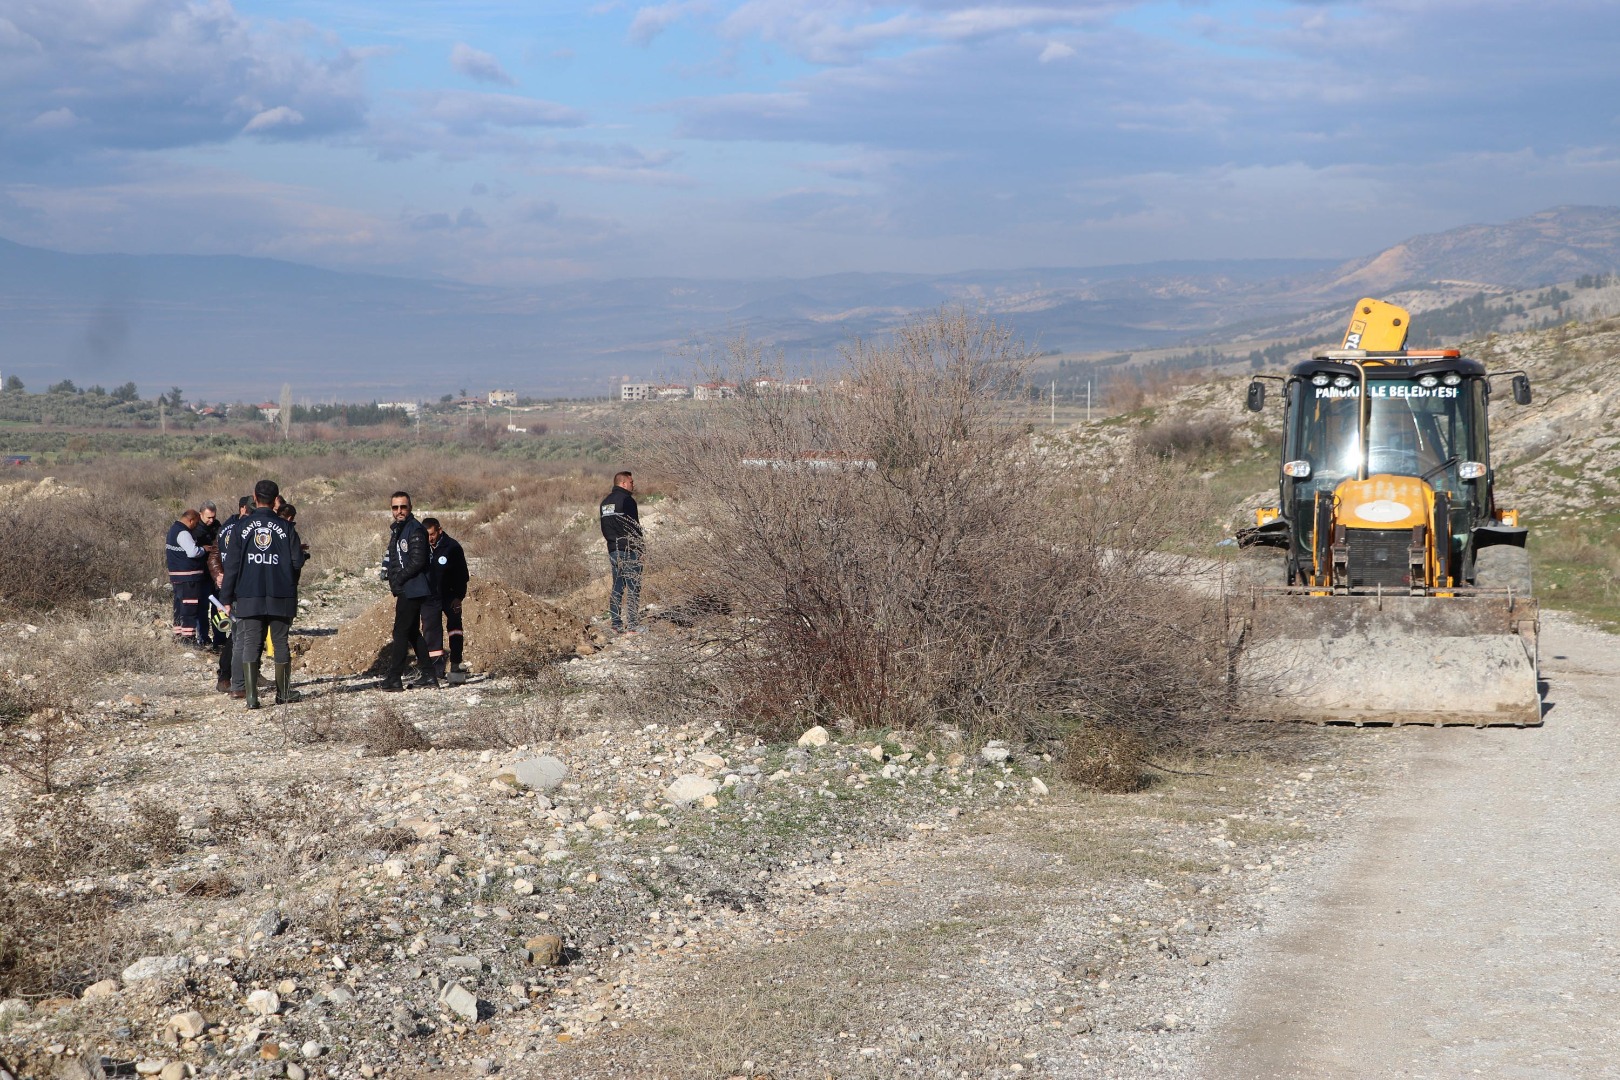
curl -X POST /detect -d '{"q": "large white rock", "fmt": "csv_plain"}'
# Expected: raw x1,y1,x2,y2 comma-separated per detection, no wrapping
122,956,189,984
664,774,719,804
502,756,567,791
438,981,480,1022
797,725,830,747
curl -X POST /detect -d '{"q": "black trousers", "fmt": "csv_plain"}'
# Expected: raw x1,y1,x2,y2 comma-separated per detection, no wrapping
420,596,466,676
386,595,433,681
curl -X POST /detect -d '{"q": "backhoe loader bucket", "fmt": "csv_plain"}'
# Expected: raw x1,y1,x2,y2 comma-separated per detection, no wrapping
1228,589,1542,727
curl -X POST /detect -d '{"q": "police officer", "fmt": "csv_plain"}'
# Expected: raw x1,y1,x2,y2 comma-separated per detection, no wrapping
219,480,306,709
165,509,208,644
599,470,644,634
215,496,252,696
380,491,435,690
420,517,470,682
193,502,221,649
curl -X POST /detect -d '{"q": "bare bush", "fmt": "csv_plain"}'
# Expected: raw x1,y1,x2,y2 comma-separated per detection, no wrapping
0,884,119,998
1134,417,1238,460
4,607,183,693
0,492,166,611
356,702,433,755
460,671,580,748
0,678,79,793
635,309,1236,746
479,514,591,598
2,796,152,882
276,696,349,745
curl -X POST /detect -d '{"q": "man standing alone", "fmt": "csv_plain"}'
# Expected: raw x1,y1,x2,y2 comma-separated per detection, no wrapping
380,491,435,690
218,480,306,709
599,471,643,634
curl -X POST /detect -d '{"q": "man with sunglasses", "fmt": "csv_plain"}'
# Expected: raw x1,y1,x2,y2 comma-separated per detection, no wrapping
379,491,436,690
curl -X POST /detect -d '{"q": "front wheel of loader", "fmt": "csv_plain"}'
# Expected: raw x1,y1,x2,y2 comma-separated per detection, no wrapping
1474,545,1533,597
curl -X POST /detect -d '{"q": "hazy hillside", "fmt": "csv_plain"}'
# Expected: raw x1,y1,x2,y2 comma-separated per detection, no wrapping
3,206,1619,401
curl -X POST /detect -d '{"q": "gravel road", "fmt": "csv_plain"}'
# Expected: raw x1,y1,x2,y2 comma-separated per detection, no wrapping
1190,611,1620,1078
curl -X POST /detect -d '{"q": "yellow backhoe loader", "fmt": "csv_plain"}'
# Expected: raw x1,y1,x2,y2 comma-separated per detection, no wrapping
1231,299,1541,725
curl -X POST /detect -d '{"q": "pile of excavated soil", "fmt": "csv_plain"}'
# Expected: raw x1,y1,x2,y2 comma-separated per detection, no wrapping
298,577,591,677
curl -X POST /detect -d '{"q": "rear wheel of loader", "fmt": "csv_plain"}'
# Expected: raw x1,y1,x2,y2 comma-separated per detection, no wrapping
1474,545,1533,596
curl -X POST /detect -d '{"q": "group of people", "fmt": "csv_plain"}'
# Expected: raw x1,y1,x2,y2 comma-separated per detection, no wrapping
164,485,471,707
164,480,308,708
162,471,641,708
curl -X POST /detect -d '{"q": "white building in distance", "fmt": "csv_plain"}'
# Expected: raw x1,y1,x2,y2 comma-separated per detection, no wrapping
488,390,517,406
621,383,650,402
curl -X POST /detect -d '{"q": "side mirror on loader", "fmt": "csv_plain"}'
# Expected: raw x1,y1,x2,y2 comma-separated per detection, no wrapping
1512,374,1532,405
1246,381,1265,412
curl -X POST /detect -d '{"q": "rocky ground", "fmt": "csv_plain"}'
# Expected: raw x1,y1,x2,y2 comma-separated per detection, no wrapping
0,562,1405,1080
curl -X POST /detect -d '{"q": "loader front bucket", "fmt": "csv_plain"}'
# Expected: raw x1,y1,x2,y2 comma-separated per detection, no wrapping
1228,589,1542,727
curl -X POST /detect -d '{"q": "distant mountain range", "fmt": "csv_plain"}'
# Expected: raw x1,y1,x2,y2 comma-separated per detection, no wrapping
2,206,1617,401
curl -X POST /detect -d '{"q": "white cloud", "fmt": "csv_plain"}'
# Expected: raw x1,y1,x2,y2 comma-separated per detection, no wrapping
30,107,79,130
419,91,586,136
1038,41,1075,63
0,0,367,163
629,1,707,45
243,107,306,135
450,43,516,86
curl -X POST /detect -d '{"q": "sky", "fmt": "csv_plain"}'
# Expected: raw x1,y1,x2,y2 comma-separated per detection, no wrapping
1,0,1618,285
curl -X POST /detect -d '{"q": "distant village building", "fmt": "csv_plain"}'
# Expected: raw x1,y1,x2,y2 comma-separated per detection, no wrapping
488,390,518,407
379,401,420,416
653,384,690,400
751,377,815,394
694,381,737,401
256,402,281,423
621,383,650,402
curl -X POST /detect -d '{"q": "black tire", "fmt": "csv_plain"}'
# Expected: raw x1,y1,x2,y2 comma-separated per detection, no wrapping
1473,545,1533,597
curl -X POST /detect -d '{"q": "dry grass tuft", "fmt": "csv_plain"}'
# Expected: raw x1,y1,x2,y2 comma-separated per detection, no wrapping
1060,726,1152,793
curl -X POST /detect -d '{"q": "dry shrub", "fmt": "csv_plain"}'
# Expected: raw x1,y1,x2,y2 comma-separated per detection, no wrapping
478,515,591,598
276,696,349,745
0,679,79,794
0,884,119,998
1060,726,1151,793
0,492,166,611
1134,417,1238,460
356,702,433,755
4,607,183,692
636,309,1236,747
1,796,155,882
461,672,580,748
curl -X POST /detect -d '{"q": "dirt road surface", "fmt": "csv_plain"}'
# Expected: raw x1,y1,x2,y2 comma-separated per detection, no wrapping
1191,612,1620,1078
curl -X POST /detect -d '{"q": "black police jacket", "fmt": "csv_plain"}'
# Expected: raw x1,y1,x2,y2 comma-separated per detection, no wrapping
427,533,470,601
219,508,306,619
384,515,432,599
599,486,642,552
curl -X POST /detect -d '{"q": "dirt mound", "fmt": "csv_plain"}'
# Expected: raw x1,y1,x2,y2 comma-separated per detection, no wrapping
298,578,590,677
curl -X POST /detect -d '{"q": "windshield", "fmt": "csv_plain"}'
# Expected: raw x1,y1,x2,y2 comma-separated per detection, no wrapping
1286,377,1487,498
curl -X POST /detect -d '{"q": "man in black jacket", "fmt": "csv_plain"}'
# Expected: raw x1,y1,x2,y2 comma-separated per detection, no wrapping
219,480,306,709
213,496,251,695
421,517,470,682
599,470,644,634
380,491,436,690
193,502,221,649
